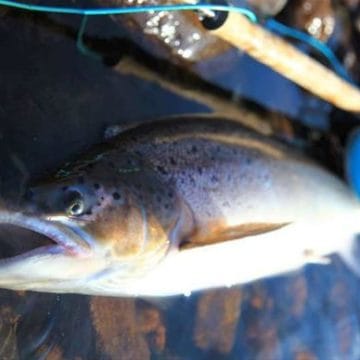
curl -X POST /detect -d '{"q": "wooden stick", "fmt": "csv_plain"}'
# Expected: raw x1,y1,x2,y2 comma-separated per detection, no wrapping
212,12,360,113
115,56,273,134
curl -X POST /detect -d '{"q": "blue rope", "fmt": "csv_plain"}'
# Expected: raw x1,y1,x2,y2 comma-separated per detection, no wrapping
0,0,257,22
267,19,353,82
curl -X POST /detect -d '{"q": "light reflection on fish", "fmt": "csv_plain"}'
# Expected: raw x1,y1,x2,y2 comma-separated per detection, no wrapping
0,115,359,297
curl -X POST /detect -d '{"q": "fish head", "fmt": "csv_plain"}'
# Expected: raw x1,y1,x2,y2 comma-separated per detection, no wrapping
0,152,186,295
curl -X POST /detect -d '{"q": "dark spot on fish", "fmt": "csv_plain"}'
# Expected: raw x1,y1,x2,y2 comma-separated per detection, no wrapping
101,197,104,201
210,156,215,161
78,176,85,184
112,192,121,200
156,166,168,175
189,175,196,185
191,145,198,153
167,191,174,198
62,186,68,192
156,195,162,203
164,203,170,209
246,158,252,165
85,209,92,215
197,167,203,175
96,202,101,206
170,157,177,166
94,183,100,190
211,175,218,183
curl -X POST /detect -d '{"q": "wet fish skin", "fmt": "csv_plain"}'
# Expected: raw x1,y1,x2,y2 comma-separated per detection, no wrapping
0,115,359,296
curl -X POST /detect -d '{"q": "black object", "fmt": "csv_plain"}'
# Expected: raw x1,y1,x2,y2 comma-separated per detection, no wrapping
199,0,229,30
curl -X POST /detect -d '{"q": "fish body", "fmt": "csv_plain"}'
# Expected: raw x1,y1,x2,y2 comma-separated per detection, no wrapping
0,115,359,296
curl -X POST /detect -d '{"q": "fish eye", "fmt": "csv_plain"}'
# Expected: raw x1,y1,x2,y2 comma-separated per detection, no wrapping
63,190,85,216
67,200,84,216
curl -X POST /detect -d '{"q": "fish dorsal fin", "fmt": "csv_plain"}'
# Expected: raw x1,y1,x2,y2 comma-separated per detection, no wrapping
179,222,290,250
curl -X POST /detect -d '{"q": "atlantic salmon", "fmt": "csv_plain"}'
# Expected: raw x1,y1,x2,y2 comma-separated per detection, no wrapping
0,115,359,296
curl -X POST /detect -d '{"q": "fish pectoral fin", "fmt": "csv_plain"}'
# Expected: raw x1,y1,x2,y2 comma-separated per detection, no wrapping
179,222,291,250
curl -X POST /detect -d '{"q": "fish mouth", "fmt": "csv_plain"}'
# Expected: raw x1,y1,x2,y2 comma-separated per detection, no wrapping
0,210,90,264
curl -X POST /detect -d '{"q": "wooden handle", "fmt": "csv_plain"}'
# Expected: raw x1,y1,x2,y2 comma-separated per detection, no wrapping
212,12,360,113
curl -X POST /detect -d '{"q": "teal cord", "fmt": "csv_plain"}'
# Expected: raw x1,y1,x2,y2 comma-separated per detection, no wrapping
76,16,102,60
0,0,257,22
267,19,353,82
